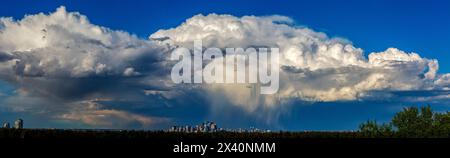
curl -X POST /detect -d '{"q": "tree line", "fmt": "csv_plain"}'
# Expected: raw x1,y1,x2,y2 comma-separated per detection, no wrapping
1,105,450,138
359,106,450,138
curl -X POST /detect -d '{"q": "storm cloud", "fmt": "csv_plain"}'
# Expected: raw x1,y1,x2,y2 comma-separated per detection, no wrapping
0,7,449,129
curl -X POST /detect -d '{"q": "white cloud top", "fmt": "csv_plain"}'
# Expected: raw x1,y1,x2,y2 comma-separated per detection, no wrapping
0,7,449,127
150,13,449,106
0,6,165,78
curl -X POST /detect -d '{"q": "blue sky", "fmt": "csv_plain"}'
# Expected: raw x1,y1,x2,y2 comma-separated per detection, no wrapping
1,0,449,72
0,0,449,130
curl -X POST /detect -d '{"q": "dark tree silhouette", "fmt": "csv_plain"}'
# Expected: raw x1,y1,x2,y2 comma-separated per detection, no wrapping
360,105,450,138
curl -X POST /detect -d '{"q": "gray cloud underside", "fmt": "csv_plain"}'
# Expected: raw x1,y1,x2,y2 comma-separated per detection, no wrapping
0,7,449,128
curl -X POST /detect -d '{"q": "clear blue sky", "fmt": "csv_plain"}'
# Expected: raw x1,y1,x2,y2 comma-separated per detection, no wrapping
1,0,449,72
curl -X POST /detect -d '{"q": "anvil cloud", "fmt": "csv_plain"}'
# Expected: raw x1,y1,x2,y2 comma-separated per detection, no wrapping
0,7,449,128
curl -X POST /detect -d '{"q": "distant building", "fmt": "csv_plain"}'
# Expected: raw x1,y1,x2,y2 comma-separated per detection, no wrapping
14,119,23,129
195,125,200,132
167,121,269,133
210,122,217,132
2,122,10,128
170,126,176,132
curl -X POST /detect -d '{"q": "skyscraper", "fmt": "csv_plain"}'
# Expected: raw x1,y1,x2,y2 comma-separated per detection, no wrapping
210,122,217,132
14,119,23,129
2,122,10,128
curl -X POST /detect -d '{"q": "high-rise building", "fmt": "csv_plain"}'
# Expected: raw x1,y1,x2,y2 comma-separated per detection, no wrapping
210,122,217,132
170,126,177,132
195,125,199,132
14,119,23,129
168,121,223,133
2,122,10,128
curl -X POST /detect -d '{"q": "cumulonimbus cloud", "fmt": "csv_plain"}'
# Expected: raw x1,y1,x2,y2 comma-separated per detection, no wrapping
0,7,449,128
150,14,449,106
0,6,172,128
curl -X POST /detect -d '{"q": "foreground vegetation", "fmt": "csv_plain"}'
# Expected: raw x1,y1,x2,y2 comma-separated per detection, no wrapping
1,106,450,139
359,106,450,138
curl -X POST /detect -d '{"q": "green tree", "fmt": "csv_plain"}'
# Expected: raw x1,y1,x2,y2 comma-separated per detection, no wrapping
391,106,434,137
433,112,450,137
359,120,392,137
359,105,450,138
